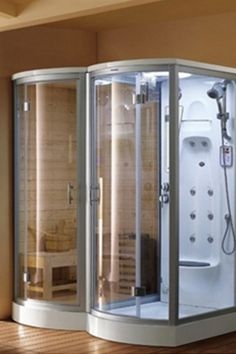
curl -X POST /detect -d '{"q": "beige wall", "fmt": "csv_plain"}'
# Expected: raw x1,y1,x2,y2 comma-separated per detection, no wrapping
0,26,96,319
97,11,236,67
0,26,96,75
0,78,12,319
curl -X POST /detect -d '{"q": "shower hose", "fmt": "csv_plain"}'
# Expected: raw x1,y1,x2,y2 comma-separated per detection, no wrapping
221,119,236,255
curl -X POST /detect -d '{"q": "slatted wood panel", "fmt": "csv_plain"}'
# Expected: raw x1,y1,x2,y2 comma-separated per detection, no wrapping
18,83,77,254
1,321,236,353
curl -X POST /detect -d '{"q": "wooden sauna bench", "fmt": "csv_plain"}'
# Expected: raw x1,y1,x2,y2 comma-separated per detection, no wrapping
21,250,77,300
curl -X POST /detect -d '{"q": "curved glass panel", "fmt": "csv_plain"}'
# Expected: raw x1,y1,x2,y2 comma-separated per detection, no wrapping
92,71,170,320
15,79,83,305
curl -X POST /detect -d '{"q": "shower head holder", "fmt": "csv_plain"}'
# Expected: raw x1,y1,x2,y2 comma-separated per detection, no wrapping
217,112,229,121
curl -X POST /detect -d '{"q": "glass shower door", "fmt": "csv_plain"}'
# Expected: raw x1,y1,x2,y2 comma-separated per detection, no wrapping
93,71,163,318
16,80,79,304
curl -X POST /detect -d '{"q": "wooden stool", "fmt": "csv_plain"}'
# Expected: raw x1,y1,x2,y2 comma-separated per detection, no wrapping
21,250,77,300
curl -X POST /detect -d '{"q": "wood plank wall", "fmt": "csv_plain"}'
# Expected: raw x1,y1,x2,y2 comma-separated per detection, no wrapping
18,83,77,254
16,82,78,299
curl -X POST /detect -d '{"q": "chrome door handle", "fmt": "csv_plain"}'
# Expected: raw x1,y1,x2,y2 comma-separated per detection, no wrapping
67,182,74,205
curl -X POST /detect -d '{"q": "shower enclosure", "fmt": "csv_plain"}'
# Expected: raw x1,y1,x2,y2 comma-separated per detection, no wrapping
13,60,236,346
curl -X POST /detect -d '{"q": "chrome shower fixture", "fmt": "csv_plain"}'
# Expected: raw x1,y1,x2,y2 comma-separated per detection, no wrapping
207,80,228,100
207,79,231,141
207,79,236,255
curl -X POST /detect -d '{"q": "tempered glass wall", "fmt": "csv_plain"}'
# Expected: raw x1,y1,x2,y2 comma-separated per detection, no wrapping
14,73,85,306
91,70,170,320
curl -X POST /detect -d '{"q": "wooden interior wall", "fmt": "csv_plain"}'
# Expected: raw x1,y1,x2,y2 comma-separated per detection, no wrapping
36,83,77,250
18,83,77,255
17,83,78,301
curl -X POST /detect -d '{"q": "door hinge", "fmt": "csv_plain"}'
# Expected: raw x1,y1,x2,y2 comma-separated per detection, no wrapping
131,286,146,297
134,93,146,104
23,272,30,283
23,101,30,112
90,185,100,205
159,182,170,208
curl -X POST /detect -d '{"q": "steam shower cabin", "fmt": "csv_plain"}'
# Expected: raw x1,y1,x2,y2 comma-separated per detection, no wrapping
13,59,236,346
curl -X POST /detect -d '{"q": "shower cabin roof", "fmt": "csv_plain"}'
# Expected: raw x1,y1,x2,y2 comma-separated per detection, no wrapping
12,67,87,81
12,58,236,81
88,58,236,77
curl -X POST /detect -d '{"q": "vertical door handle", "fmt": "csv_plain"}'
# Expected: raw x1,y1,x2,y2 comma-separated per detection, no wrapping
67,182,74,205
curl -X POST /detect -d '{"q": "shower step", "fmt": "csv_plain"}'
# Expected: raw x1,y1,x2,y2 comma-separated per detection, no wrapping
179,260,211,267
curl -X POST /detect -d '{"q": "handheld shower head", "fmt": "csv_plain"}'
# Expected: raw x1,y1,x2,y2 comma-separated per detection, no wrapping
207,80,231,141
207,81,227,100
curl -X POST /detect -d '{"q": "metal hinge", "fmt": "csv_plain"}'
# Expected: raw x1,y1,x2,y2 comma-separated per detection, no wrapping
131,286,146,297
159,182,170,208
133,82,149,104
90,184,100,205
23,272,30,283
133,93,146,104
23,101,30,112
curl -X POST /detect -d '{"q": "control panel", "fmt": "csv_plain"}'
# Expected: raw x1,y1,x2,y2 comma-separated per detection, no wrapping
220,145,233,167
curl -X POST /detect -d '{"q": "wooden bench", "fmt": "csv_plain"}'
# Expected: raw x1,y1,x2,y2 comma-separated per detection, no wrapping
21,250,77,300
